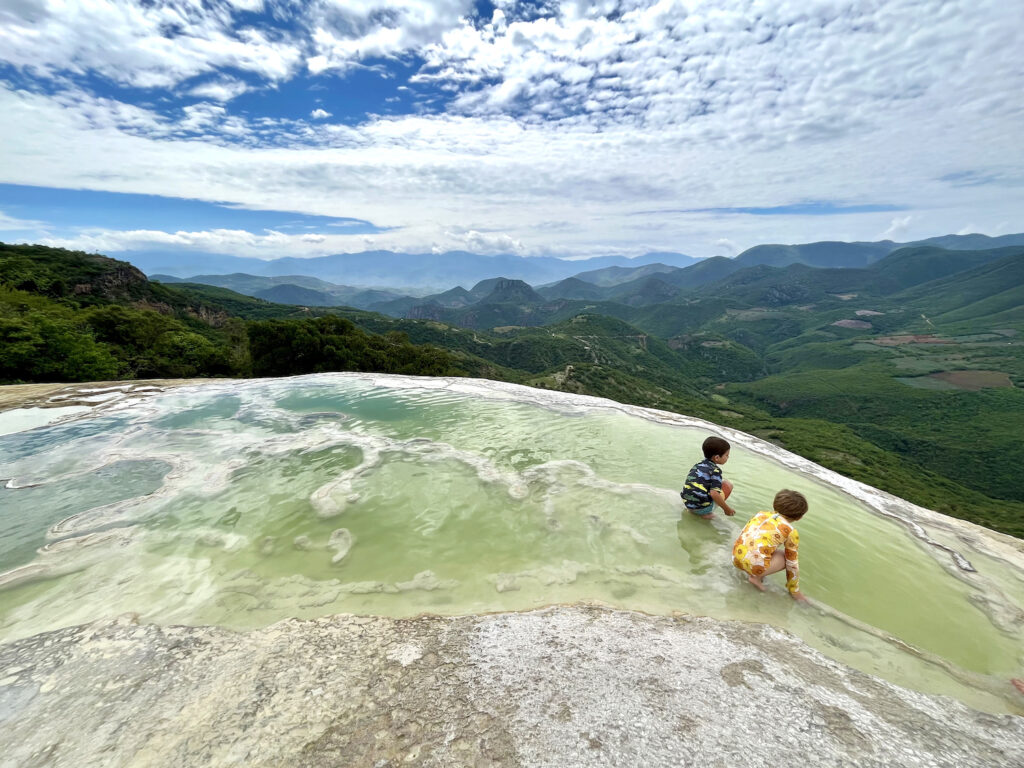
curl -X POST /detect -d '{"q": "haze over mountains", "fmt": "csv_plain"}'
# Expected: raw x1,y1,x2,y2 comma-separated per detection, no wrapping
136,232,1024,295
138,249,706,292
150,232,1024,319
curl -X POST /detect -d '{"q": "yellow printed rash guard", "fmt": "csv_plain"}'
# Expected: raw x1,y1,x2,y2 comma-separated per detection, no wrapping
732,511,800,594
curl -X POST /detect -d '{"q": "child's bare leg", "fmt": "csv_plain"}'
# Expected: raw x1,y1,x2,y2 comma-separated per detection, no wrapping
721,480,733,500
763,549,787,576
747,551,785,591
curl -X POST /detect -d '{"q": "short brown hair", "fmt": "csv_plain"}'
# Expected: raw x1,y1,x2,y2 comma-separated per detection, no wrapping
702,436,730,460
773,489,808,520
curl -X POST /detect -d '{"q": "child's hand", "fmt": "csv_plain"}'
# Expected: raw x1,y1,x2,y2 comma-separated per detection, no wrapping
724,508,735,516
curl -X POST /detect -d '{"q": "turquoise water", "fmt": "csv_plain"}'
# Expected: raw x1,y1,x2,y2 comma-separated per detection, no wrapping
0,374,1021,714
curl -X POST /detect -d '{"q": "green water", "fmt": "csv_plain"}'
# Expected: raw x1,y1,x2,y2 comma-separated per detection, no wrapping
0,374,1021,714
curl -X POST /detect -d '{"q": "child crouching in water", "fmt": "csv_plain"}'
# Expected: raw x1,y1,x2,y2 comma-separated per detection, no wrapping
733,489,808,602
680,436,736,519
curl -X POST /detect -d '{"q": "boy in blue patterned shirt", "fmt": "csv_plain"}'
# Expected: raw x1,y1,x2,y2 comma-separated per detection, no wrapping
681,436,736,519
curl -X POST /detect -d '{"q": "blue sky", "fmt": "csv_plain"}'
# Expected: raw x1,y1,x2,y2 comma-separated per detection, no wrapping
1,1,1022,263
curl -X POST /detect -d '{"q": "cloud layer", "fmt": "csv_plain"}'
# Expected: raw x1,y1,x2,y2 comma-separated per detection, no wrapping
1,1,1022,259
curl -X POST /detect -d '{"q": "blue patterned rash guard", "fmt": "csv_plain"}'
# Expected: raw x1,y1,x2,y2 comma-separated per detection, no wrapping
680,458,723,511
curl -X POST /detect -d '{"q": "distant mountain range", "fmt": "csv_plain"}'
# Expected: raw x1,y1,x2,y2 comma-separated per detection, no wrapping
150,272,408,309
129,232,1024,294
132,248,704,291
365,244,1024,332
151,233,1024,319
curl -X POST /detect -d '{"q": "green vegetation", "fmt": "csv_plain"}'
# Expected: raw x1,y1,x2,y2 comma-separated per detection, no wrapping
727,364,1024,497
2,241,1022,538
0,287,121,382
0,244,502,383
247,316,482,378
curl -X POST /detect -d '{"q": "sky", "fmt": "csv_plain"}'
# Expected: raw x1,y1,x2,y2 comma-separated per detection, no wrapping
1,0,1022,263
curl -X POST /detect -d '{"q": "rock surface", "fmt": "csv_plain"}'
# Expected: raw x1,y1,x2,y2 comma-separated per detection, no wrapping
1,605,1021,768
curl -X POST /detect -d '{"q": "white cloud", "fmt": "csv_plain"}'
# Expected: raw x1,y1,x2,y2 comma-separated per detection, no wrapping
4,69,1022,259
881,216,913,240
305,0,475,74
412,0,1024,149
0,210,48,231
227,0,264,11
190,78,251,102
34,224,532,260
444,228,528,255
714,238,738,256
37,227,328,259
1,2,1022,261
491,9,507,33
310,108,332,119
0,0,303,88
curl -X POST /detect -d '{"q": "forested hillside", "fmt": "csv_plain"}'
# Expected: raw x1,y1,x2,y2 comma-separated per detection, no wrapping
0,244,499,383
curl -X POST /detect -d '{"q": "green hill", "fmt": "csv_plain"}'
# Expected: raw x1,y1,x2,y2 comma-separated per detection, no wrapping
478,278,542,304
698,263,873,306
1,242,172,306
914,233,1024,250
896,249,1024,322
150,271,407,311
467,277,508,299
430,286,476,307
661,255,743,288
870,246,1020,293
725,364,1024,501
0,243,497,384
567,262,679,287
536,277,608,301
167,283,329,320
608,275,681,306
734,240,894,269
255,284,339,306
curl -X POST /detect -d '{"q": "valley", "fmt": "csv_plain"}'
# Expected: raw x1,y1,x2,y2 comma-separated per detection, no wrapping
2,237,1023,537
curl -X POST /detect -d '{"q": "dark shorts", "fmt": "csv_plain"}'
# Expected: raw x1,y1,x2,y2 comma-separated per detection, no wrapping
681,493,715,517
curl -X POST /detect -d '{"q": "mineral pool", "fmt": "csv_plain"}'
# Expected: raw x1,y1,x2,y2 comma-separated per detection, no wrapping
1,374,1022,714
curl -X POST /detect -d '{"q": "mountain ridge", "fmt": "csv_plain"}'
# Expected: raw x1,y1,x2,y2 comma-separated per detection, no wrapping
3,240,1023,537
126,249,701,291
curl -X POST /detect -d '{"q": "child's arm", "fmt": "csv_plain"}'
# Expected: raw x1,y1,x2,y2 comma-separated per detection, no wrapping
709,487,735,516
784,527,806,600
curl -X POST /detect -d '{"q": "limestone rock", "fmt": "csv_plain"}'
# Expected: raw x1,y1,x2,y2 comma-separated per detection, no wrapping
0,606,1021,767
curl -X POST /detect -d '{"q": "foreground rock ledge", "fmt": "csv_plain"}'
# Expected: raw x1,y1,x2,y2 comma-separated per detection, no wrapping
1,607,1020,767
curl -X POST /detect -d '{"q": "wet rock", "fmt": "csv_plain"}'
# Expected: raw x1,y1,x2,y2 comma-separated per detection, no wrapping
491,574,520,593
328,528,354,564
0,606,1021,767
196,532,226,548
395,570,457,592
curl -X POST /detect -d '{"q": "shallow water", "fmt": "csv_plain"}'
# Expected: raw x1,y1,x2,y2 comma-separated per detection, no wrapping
0,374,1022,714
